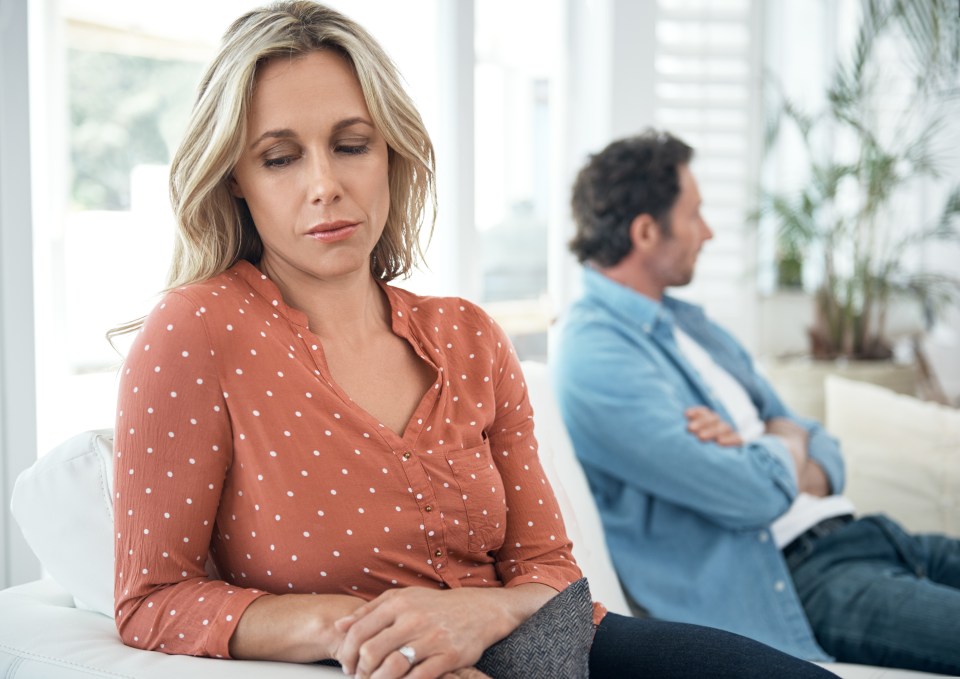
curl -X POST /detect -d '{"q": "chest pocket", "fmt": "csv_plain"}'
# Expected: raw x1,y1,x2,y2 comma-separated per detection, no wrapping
445,444,507,553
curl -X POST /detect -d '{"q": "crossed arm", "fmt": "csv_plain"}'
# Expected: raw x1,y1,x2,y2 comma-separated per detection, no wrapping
685,406,830,497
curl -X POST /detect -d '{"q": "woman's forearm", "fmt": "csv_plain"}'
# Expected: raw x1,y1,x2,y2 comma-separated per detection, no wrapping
229,592,365,662
487,583,559,640
231,581,556,665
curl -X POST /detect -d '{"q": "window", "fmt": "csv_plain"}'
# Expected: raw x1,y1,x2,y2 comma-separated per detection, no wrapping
474,0,563,360
33,2,242,457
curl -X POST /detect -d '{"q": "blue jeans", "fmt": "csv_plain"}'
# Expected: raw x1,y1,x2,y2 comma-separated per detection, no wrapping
787,514,960,675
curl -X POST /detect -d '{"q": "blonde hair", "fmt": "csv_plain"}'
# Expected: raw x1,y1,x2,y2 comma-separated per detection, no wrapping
169,0,435,290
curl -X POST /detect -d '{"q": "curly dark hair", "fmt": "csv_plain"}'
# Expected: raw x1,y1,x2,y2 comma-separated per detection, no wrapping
569,130,693,266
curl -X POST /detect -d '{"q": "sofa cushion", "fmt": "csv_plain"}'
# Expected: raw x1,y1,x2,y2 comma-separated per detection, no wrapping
825,375,960,538
11,430,116,616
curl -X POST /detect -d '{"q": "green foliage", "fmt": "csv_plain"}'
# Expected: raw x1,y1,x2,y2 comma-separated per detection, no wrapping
758,0,960,359
69,50,203,211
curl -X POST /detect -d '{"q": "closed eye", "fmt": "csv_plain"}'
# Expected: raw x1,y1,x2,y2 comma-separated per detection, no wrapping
336,144,370,156
263,155,299,169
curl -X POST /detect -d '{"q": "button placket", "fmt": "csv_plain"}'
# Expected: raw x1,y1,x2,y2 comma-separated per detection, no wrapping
396,449,450,579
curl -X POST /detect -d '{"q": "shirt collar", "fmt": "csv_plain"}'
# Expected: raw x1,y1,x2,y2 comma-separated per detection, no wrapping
228,259,411,335
580,266,704,336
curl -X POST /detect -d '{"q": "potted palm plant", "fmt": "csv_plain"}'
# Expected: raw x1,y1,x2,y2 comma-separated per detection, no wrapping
759,0,960,365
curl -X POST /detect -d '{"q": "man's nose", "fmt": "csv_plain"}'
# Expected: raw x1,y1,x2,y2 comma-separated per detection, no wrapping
701,219,714,241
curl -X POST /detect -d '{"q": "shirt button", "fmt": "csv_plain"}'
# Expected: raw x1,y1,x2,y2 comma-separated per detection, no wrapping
758,531,769,543
425,505,433,512
434,549,443,558
774,580,786,592
402,452,412,460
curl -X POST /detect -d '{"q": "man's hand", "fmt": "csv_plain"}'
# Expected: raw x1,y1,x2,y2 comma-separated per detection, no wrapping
798,458,830,497
763,418,828,495
685,406,743,447
764,417,809,472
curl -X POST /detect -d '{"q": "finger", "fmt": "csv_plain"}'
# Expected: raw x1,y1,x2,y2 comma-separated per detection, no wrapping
368,646,420,679
446,669,491,679
338,590,408,672
338,606,397,676
690,418,718,436
684,405,711,421
694,419,728,441
407,654,461,679
354,620,426,678
716,431,744,447
686,411,716,433
336,595,385,632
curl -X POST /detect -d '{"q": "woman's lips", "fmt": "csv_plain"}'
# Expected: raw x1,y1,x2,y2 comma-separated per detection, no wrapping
306,222,359,243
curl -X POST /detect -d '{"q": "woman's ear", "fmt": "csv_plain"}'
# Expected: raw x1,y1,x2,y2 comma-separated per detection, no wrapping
228,175,244,198
629,213,662,253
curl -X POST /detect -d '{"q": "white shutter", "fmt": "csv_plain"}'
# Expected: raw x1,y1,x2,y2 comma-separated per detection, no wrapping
651,0,762,351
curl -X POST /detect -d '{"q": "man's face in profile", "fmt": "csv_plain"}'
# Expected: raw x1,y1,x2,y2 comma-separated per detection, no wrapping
647,164,713,289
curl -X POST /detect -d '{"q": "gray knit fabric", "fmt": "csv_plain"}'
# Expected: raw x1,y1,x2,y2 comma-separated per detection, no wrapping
475,578,594,679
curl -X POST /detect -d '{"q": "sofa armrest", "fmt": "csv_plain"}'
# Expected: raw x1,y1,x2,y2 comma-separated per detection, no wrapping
0,579,339,678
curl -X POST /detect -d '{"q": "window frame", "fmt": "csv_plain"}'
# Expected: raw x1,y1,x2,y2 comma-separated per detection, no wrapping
1,0,41,588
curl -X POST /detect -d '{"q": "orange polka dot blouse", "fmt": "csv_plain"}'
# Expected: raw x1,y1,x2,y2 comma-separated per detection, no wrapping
114,261,583,658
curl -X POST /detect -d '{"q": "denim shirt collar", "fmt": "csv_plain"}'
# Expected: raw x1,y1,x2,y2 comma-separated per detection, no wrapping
581,266,707,339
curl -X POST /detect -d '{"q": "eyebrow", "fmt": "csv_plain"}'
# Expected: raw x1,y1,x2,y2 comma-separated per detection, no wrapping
248,117,375,150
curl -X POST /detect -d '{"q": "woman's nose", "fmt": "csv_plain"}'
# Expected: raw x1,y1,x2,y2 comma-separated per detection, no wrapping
308,154,343,205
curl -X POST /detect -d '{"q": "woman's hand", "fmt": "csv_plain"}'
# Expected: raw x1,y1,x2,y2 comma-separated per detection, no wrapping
333,584,556,679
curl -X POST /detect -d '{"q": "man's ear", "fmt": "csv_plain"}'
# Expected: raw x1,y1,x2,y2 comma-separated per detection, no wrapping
629,213,662,253
228,175,244,199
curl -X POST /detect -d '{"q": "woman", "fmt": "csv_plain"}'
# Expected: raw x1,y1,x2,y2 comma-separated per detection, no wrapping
113,3,837,677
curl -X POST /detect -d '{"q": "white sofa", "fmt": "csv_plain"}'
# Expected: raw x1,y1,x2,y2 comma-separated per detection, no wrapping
1,364,954,678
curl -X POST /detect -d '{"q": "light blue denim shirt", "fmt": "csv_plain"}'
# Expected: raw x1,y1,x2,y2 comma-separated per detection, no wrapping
552,267,845,660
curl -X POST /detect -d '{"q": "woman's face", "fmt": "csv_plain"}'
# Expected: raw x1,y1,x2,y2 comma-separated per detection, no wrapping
231,50,390,284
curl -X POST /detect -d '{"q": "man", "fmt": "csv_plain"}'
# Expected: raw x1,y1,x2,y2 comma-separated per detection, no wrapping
552,130,960,674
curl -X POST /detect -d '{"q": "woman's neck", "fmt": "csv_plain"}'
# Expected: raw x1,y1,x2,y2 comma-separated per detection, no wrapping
257,256,389,343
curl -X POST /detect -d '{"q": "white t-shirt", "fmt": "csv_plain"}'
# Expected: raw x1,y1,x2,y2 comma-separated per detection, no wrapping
673,328,855,548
